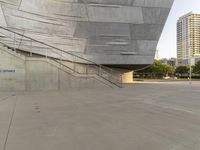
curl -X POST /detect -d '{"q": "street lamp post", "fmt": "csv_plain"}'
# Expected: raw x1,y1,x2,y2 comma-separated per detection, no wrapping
189,57,192,84
188,45,192,84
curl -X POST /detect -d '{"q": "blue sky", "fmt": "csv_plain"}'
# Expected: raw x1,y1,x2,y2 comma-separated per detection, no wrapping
157,0,200,59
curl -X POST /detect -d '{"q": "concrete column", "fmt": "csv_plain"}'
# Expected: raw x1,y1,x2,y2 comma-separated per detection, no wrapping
122,71,133,83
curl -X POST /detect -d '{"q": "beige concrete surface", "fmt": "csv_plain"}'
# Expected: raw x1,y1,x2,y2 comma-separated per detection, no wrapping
1,81,200,150
122,71,134,83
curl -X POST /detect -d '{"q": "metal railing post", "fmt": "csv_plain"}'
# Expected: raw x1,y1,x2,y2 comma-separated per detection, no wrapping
14,33,16,52
30,40,32,57
99,65,101,76
86,63,90,74
46,48,48,59
73,56,76,73
60,49,62,68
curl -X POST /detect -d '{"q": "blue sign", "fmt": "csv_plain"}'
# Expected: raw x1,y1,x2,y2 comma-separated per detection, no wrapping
0,68,16,73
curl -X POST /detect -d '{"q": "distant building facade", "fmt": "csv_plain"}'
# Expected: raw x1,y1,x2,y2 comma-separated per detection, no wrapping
177,12,200,65
160,58,177,67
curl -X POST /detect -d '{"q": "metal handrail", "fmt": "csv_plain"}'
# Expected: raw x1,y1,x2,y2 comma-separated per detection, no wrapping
0,26,122,88
0,26,120,73
51,59,121,88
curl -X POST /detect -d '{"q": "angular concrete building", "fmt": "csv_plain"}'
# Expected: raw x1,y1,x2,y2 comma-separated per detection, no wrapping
0,0,174,90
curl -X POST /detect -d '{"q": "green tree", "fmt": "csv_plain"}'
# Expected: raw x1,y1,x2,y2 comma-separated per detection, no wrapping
175,65,189,74
136,60,175,78
162,63,175,75
193,60,200,74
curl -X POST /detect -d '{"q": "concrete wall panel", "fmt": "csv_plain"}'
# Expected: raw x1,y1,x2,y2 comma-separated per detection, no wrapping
0,0,19,5
133,0,174,8
130,24,163,40
0,6,6,27
20,0,88,21
87,6,143,23
78,0,135,6
85,39,138,55
137,40,158,55
142,7,170,24
74,22,130,38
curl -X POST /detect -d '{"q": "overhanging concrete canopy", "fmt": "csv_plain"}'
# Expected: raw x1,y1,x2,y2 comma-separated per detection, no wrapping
0,0,174,65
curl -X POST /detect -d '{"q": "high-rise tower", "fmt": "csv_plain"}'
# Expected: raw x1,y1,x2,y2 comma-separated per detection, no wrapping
177,12,200,65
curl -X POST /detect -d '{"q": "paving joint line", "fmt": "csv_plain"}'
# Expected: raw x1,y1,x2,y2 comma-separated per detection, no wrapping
2,95,17,150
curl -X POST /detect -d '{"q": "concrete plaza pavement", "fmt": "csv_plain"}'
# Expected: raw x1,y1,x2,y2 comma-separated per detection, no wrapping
1,81,200,150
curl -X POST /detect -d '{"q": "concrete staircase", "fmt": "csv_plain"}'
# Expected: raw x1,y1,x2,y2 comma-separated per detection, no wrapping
0,26,122,88
0,43,119,90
